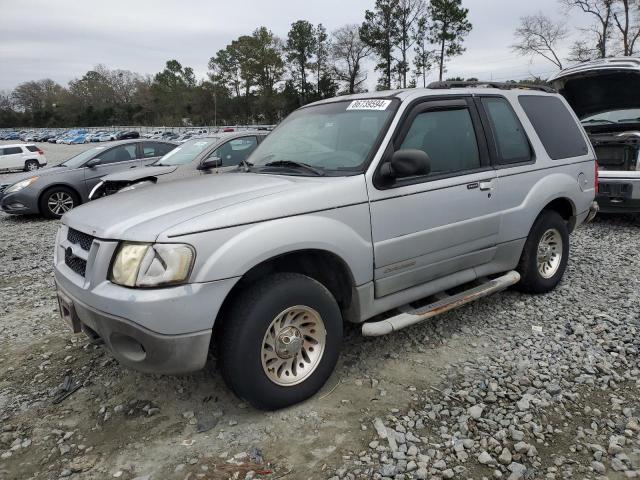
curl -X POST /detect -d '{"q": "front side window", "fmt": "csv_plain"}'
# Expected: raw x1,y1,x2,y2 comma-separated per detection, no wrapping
142,142,175,158
519,95,589,160
155,137,219,166
210,137,258,166
248,99,397,175
399,108,480,177
98,144,138,165
481,97,532,165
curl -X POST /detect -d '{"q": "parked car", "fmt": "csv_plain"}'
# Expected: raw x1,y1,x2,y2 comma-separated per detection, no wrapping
54,84,596,409
89,132,268,198
116,130,140,140
0,140,176,218
68,134,88,144
0,144,47,172
549,57,640,214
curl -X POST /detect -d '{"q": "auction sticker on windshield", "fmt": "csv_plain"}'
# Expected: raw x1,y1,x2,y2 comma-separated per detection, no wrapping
347,99,392,111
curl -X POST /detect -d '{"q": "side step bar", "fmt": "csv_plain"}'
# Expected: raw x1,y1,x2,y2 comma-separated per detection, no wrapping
361,271,520,336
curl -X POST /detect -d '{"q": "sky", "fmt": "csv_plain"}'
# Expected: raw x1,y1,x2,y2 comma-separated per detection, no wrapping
0,0,591,92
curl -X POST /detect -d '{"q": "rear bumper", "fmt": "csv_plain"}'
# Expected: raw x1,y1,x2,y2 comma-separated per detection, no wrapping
597,174,640,213
56,281,212,374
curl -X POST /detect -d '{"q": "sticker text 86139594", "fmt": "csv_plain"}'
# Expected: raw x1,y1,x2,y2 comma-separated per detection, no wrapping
346,99,392,111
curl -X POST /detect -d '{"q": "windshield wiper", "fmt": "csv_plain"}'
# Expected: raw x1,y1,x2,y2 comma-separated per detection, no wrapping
581,119,615,124
617,117,640,123
239,159,253,172
263,160,325,176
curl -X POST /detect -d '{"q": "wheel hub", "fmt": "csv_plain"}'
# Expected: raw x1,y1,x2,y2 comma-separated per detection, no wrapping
275,326,303,359
261,306,327,386
536,228,563,279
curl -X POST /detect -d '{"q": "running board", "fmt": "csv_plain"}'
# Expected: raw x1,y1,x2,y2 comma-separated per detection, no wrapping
361,271,520,337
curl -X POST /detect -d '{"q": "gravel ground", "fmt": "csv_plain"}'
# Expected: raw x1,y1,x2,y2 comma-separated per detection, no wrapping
0,209,638,480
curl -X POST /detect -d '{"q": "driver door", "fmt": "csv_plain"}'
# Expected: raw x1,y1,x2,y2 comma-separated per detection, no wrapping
82,143,141,195
367,97,501,297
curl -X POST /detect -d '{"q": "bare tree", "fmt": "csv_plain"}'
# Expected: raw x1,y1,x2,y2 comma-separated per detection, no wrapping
395,0,426,88
560,0,613,58
512,13,568,69
612,0,640,55
332,25,372,94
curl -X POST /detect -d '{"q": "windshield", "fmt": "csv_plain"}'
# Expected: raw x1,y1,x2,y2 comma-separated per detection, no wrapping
155,137,219,166
60,146,108,168
248,99,398,175
582,108,640,124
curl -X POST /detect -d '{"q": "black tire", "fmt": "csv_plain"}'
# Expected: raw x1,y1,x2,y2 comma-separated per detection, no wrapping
39,186,80,219
218,273,343,410
24,160,39,172
516,210,569,294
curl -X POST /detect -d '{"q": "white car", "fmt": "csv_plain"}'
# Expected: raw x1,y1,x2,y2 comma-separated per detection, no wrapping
0,144,47,172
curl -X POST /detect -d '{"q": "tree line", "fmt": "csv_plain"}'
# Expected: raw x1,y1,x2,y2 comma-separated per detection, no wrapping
0,0,473,128
513,0,640,70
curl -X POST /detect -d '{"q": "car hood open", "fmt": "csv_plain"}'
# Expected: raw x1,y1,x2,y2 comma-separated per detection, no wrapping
62,172,368,242
549,57,640,119
100,165,179,183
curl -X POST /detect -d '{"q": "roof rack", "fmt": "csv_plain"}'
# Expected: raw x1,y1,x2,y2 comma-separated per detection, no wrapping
427,81,556,93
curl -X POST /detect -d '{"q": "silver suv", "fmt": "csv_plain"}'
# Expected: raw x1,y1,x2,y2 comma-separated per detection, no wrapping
54,83,597,410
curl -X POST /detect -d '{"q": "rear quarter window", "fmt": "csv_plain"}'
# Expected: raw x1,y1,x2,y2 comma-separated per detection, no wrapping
25,145,39,152
518,95,589,160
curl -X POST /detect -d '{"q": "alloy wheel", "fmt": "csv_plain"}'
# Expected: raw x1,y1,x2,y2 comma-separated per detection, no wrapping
47,192,74,216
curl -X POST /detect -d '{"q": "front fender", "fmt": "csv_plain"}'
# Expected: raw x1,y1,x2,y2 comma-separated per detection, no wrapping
178,204,373,286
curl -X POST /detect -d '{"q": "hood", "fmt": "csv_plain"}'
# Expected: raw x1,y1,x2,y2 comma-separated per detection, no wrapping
100,165,178,183
63,173,368,242
549,57,640,119
0,165,78,186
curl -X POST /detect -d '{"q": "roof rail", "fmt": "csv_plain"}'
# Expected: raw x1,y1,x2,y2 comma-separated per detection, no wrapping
427,81,556,93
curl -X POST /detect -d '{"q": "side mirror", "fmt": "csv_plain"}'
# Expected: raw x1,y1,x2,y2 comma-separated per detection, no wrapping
380,150,431,179
200,156,222,170
86,158,101,168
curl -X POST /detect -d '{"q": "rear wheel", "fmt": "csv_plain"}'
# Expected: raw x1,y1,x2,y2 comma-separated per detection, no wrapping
24,160,39,172
516,210,569,294
39,187,79,219
218,273,342,410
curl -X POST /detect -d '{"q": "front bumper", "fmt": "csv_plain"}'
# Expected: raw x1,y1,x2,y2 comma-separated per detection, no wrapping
56,282,212,374
54,224,239,374
0,190,39,214
597,172,640,213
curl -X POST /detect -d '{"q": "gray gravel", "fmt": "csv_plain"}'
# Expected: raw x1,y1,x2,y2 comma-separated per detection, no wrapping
330,214,640,480
0,210,638,480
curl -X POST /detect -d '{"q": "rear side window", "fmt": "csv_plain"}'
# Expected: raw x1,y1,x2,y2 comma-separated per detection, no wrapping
2,147,23,155
26,145,39,152
518,95,589,160
400,108,480,176
481,97,531,165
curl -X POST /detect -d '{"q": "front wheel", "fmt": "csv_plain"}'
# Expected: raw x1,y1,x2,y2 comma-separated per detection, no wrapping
39,187,79,219
218,273,342,410
516,210,569,294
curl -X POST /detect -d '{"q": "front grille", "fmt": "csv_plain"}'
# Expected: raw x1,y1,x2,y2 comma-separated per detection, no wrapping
65,248,87,277
67,228,94,251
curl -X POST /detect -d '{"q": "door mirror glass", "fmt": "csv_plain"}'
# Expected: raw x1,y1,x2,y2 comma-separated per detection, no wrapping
86,158,101,168
381,150,431,179
200,156,222,170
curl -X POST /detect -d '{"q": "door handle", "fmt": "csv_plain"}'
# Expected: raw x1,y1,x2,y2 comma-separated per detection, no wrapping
479,181,494,191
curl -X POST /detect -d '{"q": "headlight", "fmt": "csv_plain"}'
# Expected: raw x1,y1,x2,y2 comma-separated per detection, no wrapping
5,177,38,194
110,242,195,288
